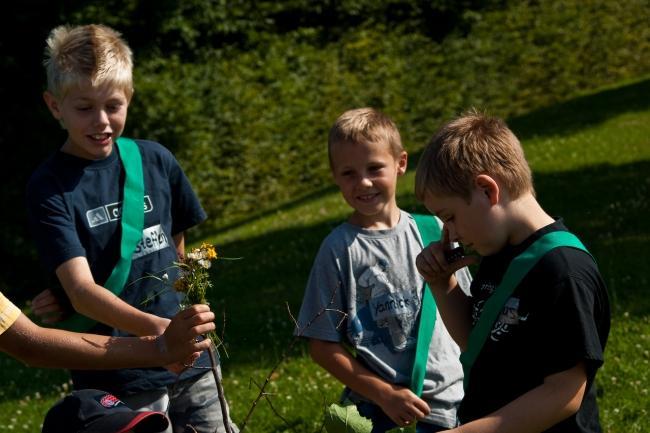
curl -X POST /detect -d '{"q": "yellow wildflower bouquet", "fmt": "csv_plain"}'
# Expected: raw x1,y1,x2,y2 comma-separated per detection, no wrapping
174,242,218,303
173,243,222,349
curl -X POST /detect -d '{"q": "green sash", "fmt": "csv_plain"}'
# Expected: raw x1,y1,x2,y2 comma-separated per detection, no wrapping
410,213,440,396
325,214,441,432
459,230,592,390
57,137,145,331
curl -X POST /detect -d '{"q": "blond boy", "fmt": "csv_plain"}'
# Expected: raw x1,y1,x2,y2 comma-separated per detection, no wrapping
296,108,472,432
415,110,610,433
26,24,236,432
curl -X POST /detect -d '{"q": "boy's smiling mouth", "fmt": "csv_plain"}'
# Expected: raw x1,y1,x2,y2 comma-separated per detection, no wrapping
357,193,379,202
89,133,112,141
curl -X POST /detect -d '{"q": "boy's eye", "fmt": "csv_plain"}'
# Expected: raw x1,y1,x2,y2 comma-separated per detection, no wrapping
107,103,123,112
76,106,92,111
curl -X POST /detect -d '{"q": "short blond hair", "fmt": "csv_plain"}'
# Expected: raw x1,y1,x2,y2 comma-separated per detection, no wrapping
415,109,533,202
328,108,403,167
44,24,133,99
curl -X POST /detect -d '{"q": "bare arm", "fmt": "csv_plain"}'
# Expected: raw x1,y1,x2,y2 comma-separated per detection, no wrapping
447,362,588,433
56,257,170,336
173,232,185,258
0,305,215,369
309,339,430,427
35,233,188,331
416,233,477,350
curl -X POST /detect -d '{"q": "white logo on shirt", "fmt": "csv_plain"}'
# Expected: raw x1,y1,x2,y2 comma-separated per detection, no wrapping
358,263,417,351
86,196,154,228
490,297,529,342
132,224,170,259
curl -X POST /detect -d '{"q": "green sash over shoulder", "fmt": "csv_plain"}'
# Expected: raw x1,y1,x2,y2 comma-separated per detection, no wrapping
324,213,441,433
459,230,593,390
410,213,440,396
57,137,145,332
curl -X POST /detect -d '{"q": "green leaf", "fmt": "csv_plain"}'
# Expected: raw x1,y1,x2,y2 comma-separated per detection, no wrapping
386,424,417,433
324,403,372,433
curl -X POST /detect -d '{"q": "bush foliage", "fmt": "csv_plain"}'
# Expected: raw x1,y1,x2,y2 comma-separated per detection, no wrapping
2,0,649,295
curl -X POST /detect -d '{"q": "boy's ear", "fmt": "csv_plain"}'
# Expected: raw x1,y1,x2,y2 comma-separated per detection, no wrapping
475,174,500,205
43,91,62,120
396,151,408,175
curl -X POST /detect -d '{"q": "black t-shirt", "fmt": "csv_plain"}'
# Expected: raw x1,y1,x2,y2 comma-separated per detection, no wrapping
26,139,208,393
458,220,610,432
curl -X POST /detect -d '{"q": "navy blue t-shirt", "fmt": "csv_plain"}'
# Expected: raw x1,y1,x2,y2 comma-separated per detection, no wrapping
26,139,208,393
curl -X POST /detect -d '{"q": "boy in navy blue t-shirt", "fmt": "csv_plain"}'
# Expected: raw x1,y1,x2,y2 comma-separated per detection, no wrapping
27,24,237,433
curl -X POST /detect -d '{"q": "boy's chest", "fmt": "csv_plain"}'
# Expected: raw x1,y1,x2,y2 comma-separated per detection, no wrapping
471,287,532,344
470,263,540,345
66,169,173,255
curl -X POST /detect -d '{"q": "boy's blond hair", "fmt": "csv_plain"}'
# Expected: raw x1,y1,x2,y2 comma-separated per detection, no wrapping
415,109,533,202
328,108,404,167
44,24,133,99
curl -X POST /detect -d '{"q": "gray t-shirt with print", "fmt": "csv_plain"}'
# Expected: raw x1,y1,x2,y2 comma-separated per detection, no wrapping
296,211,471,428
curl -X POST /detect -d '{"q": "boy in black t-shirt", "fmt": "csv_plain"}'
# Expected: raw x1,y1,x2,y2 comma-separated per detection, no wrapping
414,110,610,433
26,24,237,432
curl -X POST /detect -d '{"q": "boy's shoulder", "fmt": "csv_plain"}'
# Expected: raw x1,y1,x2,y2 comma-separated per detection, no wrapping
130,138,174,159
25,139,174,193
523,221,603,288
318,220,358,251
318,210,434,252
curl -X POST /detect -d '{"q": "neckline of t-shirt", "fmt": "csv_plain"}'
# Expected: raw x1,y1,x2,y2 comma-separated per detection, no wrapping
342,210,409,238
55,146,119,170
489,217,567,261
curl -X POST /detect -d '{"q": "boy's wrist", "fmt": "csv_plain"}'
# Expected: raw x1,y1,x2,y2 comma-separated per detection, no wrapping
367,379,398,407
155,334,169,356
146,315,171,336
429,274,458,295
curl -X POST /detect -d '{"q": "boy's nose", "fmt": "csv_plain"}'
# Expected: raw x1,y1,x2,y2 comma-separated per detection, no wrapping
94,109,110,126
359,176,373,187
444,224,460,243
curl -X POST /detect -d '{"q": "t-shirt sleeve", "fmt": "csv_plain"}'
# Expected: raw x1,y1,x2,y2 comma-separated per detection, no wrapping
26,176,86,272
0,291,21,336
166,152,207,235
540,265,610,382
295,239,347,342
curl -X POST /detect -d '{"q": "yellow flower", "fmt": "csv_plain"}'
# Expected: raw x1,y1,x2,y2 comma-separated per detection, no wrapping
205,246,217,260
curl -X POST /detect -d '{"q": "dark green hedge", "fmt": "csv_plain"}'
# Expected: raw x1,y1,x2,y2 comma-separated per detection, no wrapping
128,0,650,233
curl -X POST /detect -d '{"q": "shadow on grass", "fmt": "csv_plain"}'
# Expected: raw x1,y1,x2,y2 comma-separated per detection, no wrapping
402,78,650,171
192,184,340,241
508,78,650,140
208,159,649,369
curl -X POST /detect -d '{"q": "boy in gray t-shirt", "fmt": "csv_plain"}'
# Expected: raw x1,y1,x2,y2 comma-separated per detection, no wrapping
296,108,471,432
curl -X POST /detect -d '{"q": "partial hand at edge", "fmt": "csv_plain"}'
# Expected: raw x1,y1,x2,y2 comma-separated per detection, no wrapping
30,289,65,324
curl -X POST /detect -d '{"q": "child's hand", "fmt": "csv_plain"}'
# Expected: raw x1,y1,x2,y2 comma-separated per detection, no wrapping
376,384,430,428
30,289,65,324
416,227,477,290
160,304,215,366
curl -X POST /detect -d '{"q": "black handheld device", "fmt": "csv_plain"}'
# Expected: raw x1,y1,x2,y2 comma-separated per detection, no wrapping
444,243,465,264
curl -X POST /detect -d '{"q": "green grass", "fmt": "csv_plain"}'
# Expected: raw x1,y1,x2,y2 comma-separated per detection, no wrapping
1,77,649,432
